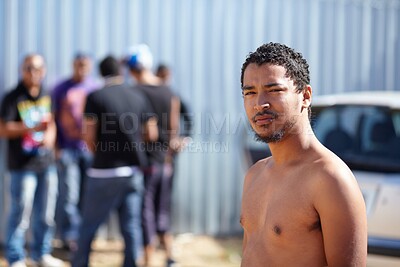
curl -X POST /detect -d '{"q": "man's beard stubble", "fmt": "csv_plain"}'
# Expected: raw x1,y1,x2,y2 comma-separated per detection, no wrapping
252,117,296,144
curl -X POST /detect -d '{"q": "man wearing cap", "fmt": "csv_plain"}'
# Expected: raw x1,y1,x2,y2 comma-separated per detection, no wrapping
52,53,100,251
125,44,181,267
0,54,63,267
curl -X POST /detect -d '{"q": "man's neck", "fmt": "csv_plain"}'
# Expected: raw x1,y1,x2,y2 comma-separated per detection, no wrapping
268,123,317,165
23,83,41,98
104,75,124,87
137,70,162,86
72,75,85,83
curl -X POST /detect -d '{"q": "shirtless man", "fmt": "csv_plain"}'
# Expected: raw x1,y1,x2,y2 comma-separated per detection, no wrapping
240,43,367,267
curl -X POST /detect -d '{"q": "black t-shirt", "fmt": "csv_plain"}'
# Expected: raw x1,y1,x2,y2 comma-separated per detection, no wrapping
135,84,176,163
84,83,153,169
0,82,54,171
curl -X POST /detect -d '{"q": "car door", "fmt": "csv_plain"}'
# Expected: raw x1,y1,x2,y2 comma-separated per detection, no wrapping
313,104,400,257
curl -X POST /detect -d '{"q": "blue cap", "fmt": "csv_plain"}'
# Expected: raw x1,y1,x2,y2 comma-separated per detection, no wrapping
125,44,153,70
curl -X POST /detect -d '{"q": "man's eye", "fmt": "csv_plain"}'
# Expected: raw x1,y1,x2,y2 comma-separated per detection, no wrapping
243,91,255,96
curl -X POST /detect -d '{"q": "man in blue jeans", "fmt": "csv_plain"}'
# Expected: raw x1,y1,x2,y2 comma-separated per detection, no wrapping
0,54,63,267
52,53,99,251
72,56,158,267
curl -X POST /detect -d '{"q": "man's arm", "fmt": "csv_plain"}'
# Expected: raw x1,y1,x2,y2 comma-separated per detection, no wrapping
0,118,49,139
168,96,182,152
314,165,367,267
242,227,248,255
143,117,158,142
0,119,29,138
82,116,97,153
42,114,56,149
240,161,262,256
241,172,250,255
170,96,181,140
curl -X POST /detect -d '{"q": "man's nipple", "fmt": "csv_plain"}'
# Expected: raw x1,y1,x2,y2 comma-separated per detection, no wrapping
240,216,245,226
273,225,282,235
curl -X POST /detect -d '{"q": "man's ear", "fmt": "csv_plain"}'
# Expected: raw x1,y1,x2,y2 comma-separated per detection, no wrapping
302,85,312,109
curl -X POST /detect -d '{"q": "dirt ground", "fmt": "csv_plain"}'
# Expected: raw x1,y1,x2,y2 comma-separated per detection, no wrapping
2,235,400,267
0,234,243,267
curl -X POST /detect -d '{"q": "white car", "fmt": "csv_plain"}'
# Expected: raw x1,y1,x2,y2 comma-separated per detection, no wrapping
245,91,400,257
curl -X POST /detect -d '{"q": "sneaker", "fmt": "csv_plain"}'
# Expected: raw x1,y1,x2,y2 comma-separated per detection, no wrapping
10,260,27,267
166,258,178,267
36,255,63,267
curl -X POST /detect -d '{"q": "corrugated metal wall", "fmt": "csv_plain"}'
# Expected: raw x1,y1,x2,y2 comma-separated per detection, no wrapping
1,0,400,241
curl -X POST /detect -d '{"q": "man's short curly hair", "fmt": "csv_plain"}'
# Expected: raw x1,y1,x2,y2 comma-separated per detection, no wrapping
240,42,310,93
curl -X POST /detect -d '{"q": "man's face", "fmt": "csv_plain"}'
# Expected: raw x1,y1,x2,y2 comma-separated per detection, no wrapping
242,63,302,143
22,55,46,88
73,57,92,82
156,69,171,84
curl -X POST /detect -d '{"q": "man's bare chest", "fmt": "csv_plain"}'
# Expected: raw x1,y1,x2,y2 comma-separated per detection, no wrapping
241,172,320,239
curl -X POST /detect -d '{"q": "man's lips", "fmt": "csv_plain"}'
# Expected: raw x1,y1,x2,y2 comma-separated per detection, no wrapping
253,112,277,126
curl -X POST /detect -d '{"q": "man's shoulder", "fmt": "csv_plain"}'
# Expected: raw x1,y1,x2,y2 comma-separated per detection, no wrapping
136,84,175,97
255,156,271,167
53,78,73,91
83,77,100,87
307,149,358,196
130,85,156,102
244,157,271,182
313,148,352,177
86,87,106,101
2,84,25,103
89,84,144,101
2,87,18,100
160,84,176,94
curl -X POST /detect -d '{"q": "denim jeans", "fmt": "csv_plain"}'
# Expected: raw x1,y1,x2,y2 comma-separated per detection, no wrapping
6,165,58,264
72,170,144,267
55,149,92,242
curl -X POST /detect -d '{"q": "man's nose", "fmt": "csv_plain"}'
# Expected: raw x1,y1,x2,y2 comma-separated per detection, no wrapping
254,100,270,112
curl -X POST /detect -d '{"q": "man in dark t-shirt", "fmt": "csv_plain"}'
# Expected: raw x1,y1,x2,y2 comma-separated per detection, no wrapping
125,44,181,267
72,56,157,267
0,54,63,267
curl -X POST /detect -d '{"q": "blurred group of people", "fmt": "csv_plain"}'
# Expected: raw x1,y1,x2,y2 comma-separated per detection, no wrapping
0,45,191,267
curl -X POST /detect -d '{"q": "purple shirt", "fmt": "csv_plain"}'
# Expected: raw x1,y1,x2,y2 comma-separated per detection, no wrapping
52,77,100,149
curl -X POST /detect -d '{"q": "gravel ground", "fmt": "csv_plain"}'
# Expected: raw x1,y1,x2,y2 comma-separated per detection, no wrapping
0,234,243,267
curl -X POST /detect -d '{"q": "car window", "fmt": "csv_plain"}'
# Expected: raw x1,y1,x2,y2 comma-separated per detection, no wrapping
394,112,400,135
313,105,400,173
